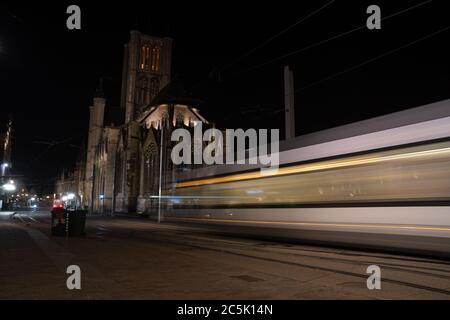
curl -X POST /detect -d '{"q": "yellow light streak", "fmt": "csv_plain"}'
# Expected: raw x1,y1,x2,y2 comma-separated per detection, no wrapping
167,217,450,232
176,146,450,189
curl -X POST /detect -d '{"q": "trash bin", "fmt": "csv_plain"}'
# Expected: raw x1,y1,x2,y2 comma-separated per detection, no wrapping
68,210,87,236
51,209,87,236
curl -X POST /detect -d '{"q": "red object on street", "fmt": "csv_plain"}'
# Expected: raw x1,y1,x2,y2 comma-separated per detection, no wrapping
52,199,64,209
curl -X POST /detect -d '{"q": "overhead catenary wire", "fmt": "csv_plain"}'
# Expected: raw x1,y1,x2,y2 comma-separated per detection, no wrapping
296,24,450,92
238,0,433,75
218,0,336,75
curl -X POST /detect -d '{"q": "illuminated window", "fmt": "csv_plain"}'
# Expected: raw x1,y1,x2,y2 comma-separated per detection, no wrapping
140,45,152,71
151,46,160,71
140,46,146,70
140,44,160,72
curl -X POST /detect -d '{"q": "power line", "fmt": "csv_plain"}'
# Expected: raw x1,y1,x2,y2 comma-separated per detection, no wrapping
296,24,450,92
238,0,433,75
28,134,83,165
218,0,335,75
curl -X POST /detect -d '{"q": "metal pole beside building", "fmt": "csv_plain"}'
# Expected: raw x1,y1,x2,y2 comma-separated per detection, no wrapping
284,65,296,140
157,121,164,223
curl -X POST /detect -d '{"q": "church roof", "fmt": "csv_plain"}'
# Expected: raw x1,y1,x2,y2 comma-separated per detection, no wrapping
138,77,208,126
149,77,203,107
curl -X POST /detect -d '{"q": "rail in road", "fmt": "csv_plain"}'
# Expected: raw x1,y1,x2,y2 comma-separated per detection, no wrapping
8,211,450,299
83,217,450,298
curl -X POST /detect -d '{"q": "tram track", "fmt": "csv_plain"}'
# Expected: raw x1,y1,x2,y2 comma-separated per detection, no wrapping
119,225,450,297
169,235,450,296
20,215,450,297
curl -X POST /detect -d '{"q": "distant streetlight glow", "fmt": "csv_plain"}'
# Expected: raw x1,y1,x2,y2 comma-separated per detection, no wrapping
2,183,16,192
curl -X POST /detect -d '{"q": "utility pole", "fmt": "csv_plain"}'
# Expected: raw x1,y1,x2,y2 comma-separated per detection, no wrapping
284,66,295,140
157,120,164,223
111,152,116,217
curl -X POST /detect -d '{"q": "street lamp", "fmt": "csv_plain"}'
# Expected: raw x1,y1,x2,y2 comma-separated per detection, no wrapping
1,180,16,210
1,163,9,177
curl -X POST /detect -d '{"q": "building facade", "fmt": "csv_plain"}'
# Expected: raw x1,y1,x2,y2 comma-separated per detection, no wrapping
54,159,85,209
74,30,209,215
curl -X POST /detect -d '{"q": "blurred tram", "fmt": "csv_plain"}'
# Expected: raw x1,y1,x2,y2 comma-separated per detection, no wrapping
164,99,450,257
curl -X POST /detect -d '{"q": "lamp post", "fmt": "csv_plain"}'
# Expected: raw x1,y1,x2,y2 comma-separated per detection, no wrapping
158,123,164,223
1,163,9,177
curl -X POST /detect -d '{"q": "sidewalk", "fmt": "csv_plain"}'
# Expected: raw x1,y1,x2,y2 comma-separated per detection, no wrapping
3,213,449,299
0,222,67,299
0,220,123,299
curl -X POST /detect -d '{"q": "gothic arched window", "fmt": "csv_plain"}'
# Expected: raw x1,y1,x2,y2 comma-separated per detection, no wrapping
150,77,160,100
140,44,153,71
135,77,149,105
175,112,185,126
143,77,150,104
115,148,125,194
151,46,160,71
144,143,158,195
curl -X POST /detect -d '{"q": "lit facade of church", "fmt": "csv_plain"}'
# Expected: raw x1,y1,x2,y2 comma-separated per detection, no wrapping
58,30,210,215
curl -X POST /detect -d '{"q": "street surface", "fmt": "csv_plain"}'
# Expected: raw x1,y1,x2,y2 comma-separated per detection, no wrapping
1,210,450,299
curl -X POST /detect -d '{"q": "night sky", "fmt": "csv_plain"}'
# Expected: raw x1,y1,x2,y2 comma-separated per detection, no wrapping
1,1,449,193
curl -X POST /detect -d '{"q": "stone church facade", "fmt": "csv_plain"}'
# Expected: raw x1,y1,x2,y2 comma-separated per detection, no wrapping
78,30,210,215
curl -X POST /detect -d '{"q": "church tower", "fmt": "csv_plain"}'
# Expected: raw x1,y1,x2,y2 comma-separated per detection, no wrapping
120,30,172,122
116,31,172,213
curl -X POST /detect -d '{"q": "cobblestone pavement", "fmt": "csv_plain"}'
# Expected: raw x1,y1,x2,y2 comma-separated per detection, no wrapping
1,210,450,299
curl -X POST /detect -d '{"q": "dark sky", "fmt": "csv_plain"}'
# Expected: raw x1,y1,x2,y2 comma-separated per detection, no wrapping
1,1,449,192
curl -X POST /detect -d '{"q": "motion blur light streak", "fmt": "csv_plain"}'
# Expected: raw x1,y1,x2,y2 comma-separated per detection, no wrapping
176,143,450,189
166,217,450,232
174,141,450,206
165,138,450,255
